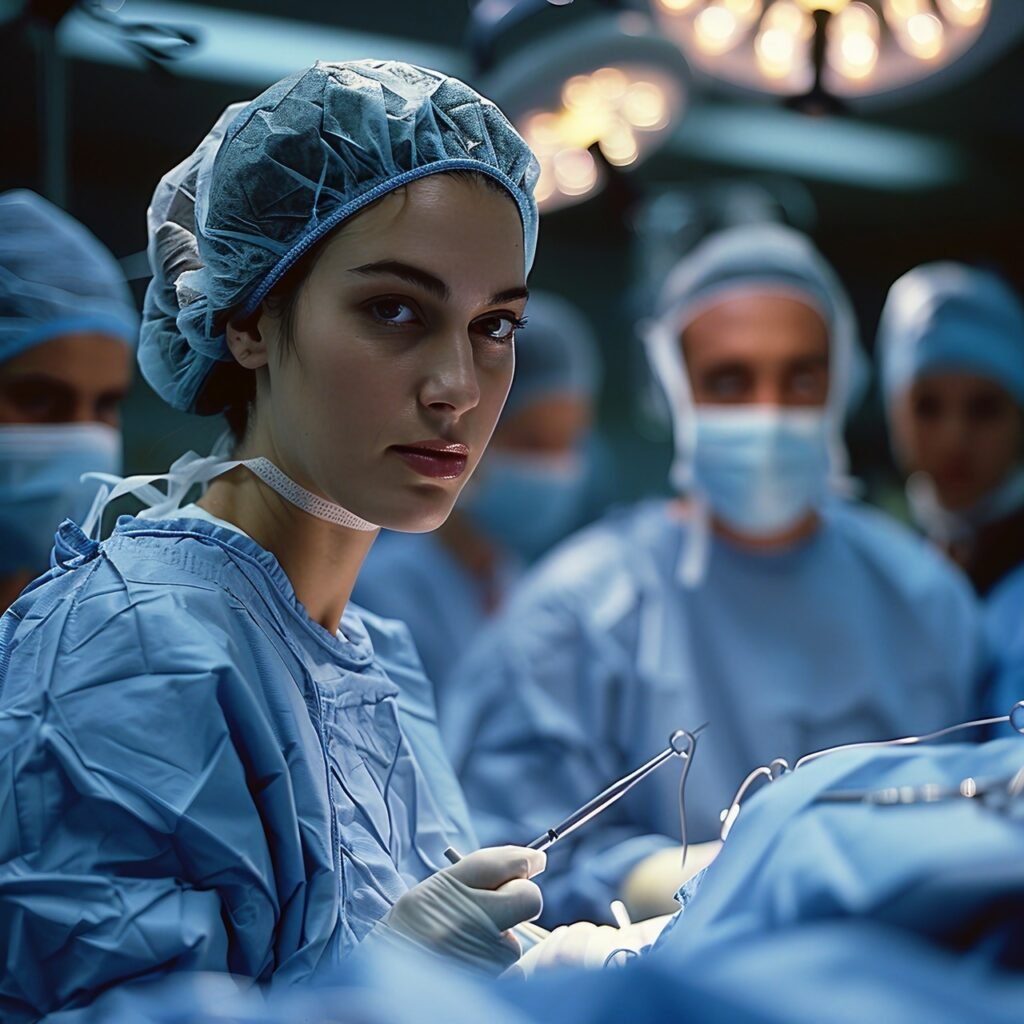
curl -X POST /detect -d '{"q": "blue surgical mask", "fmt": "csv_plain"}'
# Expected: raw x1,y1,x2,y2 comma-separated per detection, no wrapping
0,423,122,574
692,407,830,537
461,450,586,561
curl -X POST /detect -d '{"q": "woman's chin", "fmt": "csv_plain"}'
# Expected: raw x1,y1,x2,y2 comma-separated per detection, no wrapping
373,504,454,535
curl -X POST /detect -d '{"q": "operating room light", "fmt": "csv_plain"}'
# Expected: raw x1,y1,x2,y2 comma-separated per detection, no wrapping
481,12,690,213
521,64,679,195
653,0,991,101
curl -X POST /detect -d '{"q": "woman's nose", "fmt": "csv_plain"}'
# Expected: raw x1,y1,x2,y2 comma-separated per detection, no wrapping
418,332,482,418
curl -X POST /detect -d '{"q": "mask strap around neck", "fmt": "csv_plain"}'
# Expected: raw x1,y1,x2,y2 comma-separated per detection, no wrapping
242,458,377,531
80,451,379,539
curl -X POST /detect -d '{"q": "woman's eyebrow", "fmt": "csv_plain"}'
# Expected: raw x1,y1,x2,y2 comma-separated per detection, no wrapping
348,260,450,301
490,286,529,306
347,261,528,308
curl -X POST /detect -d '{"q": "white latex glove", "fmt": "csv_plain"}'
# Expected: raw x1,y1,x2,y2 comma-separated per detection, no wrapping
383,846,546,974
511,915,672,977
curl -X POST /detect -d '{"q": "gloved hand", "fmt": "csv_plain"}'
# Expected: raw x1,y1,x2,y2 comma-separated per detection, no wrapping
384,846,546,974
511,915,672,977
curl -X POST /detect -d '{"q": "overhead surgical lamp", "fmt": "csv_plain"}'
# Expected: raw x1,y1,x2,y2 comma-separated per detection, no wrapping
651,0,1020,109
472,4,691,212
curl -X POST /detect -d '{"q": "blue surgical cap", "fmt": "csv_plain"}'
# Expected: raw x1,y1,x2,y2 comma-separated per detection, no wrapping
140,59,541,414
879,262,1024,408
0,190,138,363
504,291,601,418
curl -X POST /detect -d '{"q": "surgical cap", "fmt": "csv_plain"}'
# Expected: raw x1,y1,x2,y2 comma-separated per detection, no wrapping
644,222,866,489
140,59,541,414
0,190,138,363
878,262,1024,408
504,291,601,418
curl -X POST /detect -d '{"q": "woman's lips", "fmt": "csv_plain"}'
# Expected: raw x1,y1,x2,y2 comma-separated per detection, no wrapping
391,441,469,480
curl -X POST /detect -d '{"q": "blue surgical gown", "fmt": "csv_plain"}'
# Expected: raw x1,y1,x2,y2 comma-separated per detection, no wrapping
443,497,984,924
984,563,1024,718
352,530,517,705
0,515,476,1022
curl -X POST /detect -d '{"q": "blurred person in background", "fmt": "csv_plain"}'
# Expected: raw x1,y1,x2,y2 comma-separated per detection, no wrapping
879,262,1024,715
443,223,983,927
353,289,600,697
0,189,136,610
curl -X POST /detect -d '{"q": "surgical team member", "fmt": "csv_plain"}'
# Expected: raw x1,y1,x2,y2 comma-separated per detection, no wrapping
0,61,550,1021
0,190,135,610
443,223,983,926
879,263,1024,595
353,290,599,694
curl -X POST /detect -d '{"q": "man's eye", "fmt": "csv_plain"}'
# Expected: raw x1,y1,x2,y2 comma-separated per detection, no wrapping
369,300,418,325
913,395,943,419
703,369,749,399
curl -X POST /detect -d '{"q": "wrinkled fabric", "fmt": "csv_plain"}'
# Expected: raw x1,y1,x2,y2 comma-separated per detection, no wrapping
352,531,518,701
444,496,983,924
985,564,1024,718
44,868,1024,1023
0,514,475,1022
504,290,601,418
0,190,139,361
879,262,1024,408
659,737,1024,968
140,59,540,413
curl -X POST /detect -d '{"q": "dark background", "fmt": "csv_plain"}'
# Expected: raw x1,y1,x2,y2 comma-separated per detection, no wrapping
2,0,1021,509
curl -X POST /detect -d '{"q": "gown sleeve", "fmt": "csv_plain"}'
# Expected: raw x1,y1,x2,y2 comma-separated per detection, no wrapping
0,557,323,1023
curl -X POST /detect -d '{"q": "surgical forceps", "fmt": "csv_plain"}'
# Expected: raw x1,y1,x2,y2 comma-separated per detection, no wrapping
525,724,707,851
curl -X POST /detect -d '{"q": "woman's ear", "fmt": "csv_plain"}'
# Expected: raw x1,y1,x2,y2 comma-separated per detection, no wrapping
226,317,271,370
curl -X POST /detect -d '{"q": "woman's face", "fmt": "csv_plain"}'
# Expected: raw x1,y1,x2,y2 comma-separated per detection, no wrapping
891,372,1023,511
239,174,528,532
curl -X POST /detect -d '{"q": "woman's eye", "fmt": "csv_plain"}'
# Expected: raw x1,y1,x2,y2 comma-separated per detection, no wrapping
475,315,520,342
368,299,418,325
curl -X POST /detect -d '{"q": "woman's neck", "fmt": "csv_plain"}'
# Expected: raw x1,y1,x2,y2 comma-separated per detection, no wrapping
198,464,377,635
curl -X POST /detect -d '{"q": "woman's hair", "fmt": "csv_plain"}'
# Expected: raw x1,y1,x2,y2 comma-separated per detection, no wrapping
203,170,513,445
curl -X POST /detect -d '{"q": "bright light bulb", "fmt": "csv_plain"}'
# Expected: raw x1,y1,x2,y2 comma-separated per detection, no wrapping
755,26,797,78
795,0,849,12
553,148,598,197
526,112,562,151
622,82,668,130
562,75,600,111
937,0,988,27
600,122,639,167
723,0,763,26
694,4,741,54
592,66,628,100
657,0,699,11
903,13,944,59
764,0,815,38
883,0,926,23
829,2,880,79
